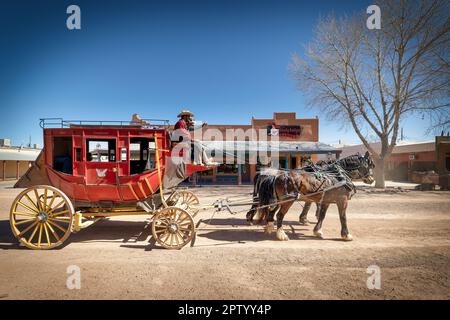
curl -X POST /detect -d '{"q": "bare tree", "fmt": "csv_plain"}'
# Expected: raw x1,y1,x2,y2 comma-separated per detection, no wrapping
290,0,449,187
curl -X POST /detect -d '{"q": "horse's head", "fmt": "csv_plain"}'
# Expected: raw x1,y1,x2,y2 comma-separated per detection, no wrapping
357,151,375,184
339,152,375,184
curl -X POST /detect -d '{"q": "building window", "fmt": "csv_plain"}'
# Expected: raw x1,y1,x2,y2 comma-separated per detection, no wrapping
279,157,287,169
217,163,238,174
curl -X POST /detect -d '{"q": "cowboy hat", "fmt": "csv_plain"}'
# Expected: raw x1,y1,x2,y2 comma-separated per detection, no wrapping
177,110,194,118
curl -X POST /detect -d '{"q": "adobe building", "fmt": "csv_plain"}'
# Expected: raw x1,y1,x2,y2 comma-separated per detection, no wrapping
190,112,341,184
0,139,41,181
339,135,450,187
436,136,450,189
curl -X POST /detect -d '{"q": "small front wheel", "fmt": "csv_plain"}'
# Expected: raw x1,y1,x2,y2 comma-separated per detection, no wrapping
151,206,195,249
166,190,200,217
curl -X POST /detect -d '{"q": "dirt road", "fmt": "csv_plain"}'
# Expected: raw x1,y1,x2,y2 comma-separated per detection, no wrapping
1,181,449,299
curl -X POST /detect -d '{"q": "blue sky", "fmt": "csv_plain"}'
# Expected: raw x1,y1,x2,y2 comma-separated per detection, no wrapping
0,0,435,147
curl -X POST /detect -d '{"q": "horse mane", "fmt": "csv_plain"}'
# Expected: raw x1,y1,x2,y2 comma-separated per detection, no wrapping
337,154,362,171
293,163,356,196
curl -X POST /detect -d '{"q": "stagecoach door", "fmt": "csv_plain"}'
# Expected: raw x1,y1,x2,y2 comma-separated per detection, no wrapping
84,138,118,185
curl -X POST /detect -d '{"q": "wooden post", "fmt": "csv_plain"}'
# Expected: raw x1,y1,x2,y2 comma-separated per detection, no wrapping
212,166,217,183
16,160,20,180
250,164,255,183
2,161,5,181
237,164,242,185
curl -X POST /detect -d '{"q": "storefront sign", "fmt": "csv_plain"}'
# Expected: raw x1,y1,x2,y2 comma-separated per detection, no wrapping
267,125,302,138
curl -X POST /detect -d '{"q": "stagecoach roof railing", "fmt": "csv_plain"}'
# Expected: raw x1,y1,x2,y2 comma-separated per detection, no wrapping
39,118,170,129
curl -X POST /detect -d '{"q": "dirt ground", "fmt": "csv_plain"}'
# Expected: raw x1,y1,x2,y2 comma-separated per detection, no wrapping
0,181,449,300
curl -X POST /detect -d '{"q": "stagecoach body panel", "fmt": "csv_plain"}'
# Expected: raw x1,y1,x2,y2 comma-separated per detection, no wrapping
45,167,163,203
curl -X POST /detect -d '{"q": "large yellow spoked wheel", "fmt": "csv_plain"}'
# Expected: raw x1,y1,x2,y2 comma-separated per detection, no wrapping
151,206,195,249
167,190,200,218
10,185,74,250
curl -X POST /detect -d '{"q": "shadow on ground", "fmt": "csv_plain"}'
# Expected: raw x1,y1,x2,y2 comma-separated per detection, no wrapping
0,215,342,251
0,218,157,250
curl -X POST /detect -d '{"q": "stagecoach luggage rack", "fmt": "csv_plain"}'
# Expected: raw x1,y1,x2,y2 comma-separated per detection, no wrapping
39,118,170,129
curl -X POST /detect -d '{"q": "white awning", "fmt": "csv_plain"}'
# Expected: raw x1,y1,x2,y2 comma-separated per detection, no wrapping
0,148,41,161
200,141,341,154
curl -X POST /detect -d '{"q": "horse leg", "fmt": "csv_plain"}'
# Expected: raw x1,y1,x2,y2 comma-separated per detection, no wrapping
337,196,353,241
276,201,295,241
299,201,311,225
246,174,261,225
264,206,278,235
313,203,330,238
315,202,321,220
246,203,258,225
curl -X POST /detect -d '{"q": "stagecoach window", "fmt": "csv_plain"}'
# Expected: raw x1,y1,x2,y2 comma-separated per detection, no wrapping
130,143,141,161
121,148,127,162
86,139,117,162
75,148,82,162
53,136,73,174
130,138,154,175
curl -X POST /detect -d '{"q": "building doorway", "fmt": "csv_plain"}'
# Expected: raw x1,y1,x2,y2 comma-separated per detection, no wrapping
290,156,297,169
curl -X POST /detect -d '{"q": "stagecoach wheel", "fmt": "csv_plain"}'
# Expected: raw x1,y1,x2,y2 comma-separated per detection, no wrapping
167,190,200,218
10,185,74,250
151,206,195,250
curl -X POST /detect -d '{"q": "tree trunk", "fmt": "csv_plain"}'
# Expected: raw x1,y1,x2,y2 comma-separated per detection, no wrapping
374,158,386,188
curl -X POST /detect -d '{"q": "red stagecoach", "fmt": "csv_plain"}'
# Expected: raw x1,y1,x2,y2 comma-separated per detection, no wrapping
10,118,211,250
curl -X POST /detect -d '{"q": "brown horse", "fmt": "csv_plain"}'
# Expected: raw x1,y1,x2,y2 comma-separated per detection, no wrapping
253,170,298,241
253,154,375,241
248,152,375,225
298,152,375,225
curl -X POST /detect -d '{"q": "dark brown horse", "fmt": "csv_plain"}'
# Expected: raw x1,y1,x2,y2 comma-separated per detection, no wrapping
250,152,375,241
247,153,375,225
252,170,298,240
298,152,375,224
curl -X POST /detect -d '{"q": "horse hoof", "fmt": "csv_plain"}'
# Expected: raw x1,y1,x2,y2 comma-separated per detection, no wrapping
276,229,289,241
299,219,309,226
313,230,323,238
246,221,253,226
342,234,353,241
264,222,274,235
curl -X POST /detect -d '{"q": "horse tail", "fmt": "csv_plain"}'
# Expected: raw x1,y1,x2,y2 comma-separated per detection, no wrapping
257,175,278,223
253,172,261,197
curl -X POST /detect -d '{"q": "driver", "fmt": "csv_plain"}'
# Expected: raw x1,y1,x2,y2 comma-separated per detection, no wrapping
173,110,216,166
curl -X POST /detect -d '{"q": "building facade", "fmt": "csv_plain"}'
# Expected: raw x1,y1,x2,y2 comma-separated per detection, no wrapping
189,112,341,184
339,136,450,186
0,146,41,181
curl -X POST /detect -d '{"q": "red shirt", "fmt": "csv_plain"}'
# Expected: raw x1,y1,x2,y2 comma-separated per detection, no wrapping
174,119,191,141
